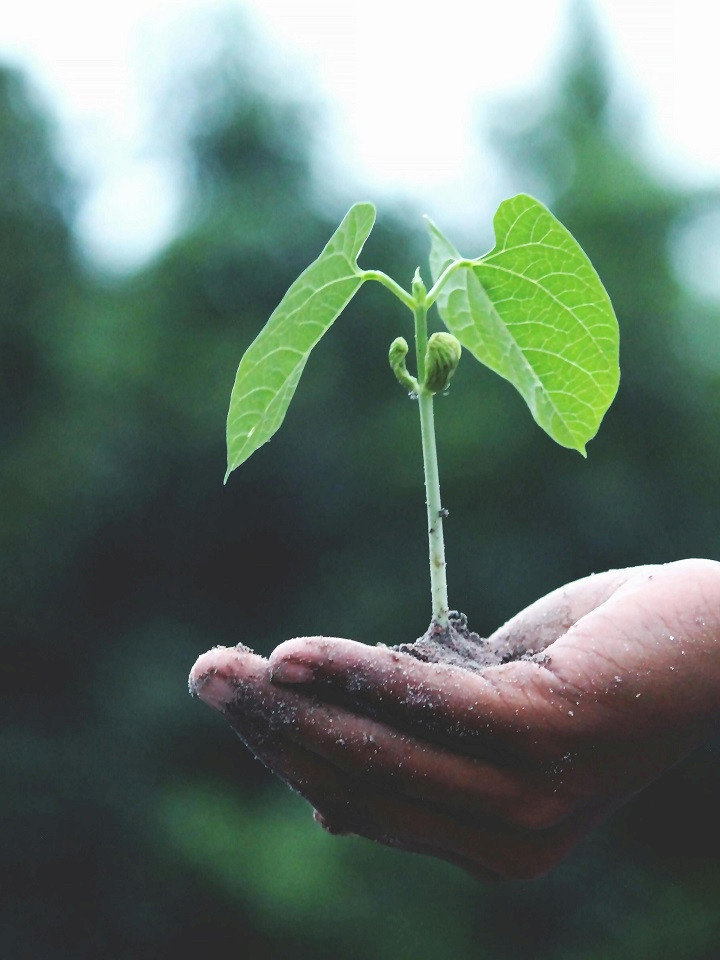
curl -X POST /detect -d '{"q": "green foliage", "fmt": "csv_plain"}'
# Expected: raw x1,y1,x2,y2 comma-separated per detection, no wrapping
225,201,375,479
226,194,618,483
428,194,619,454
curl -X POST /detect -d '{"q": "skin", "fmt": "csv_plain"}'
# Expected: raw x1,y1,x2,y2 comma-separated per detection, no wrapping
189,559,720,881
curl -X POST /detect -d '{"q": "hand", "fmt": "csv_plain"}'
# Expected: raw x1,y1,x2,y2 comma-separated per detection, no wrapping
189,559,720,880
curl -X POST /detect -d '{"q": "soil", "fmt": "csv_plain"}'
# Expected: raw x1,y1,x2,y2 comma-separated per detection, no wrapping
393,610,550,674
393,610,502,673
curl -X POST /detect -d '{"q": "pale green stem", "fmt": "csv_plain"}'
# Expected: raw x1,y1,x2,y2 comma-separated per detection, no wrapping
369,265,451,625
425,258,477,308
413,298,450,627
361,270,416,311
413,300,428,381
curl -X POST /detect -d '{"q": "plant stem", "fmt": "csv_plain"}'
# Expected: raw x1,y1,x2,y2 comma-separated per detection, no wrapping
413,296,450,627
425,258,475,308
361,270,416,311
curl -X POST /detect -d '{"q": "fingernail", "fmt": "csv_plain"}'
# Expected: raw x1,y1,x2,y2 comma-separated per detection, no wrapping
270,659,315,685
189,649,240,709
190,668,236,710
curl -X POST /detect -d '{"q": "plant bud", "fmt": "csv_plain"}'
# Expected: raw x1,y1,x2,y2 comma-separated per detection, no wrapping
424,332,461,393
411,267,427,303
388,337,419,393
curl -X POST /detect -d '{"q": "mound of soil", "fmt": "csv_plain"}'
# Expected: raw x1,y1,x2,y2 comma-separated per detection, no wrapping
393,610,503,673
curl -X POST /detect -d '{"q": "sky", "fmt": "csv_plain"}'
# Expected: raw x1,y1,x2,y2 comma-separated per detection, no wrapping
0,0,717,270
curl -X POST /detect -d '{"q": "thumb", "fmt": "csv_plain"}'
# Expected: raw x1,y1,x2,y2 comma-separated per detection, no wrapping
544,559,720,741
488,565,658,660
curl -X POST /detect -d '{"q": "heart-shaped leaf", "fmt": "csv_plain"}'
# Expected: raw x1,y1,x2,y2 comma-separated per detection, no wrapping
428,194,619,454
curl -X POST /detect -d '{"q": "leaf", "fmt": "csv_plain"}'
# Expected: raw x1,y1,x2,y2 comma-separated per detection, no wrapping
428,194,619,454
225,202,375,480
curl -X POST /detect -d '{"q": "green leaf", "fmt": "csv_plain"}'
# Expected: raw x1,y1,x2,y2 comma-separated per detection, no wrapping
428,194,619,454
225,202,375,480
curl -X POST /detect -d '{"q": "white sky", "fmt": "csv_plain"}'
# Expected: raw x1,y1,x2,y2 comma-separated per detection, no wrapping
0,0,717,269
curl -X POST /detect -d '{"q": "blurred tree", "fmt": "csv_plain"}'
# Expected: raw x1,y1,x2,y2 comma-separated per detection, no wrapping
0,68,74,435
0,66,78,633
0,61,103,794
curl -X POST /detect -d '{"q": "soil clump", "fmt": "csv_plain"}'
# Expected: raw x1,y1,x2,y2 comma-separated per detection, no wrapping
393,611,504,673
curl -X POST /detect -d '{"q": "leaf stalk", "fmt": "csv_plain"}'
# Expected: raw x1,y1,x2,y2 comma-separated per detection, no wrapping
361,270,416,311
425,257,476,308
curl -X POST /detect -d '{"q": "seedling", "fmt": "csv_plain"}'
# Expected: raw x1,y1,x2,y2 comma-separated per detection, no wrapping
225,195,619,633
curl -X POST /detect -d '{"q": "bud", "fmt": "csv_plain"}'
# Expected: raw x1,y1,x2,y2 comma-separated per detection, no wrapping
411,267,427,304
424,332,462,393
388,337,419,394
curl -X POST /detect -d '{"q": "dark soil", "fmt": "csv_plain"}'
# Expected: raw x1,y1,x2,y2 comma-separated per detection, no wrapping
393,610,503,673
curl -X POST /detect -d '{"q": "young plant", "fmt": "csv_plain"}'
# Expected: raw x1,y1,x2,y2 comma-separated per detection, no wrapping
225,195,619,633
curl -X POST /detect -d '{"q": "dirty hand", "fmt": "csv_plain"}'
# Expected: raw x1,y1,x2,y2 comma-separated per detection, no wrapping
189,559,720,880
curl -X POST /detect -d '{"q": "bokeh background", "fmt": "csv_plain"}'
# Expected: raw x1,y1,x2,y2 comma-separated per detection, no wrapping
4,2,720,957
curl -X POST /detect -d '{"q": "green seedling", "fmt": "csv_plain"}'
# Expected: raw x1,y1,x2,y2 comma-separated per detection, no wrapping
225,195,619,631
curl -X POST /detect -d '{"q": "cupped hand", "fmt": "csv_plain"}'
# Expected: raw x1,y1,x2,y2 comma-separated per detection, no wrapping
189,559,720,880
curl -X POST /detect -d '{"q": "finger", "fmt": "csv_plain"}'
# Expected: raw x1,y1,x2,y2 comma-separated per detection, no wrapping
190,643,315,744
330,787,587,881
233,739,510,880
263,685,542,826
293,759,515,882
191,644,540,826
268,637,574,761
190,644,267,716
487,565,660,659
310,810,501,882
287,742,585,882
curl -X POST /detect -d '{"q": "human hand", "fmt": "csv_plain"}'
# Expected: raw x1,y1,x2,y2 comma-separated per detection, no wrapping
189,559,720,880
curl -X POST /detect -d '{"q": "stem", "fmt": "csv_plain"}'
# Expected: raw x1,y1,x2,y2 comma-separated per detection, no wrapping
361,270,416,311
413,297,450,627
376,264,451,626
413,299,428,382
425,258,476,308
